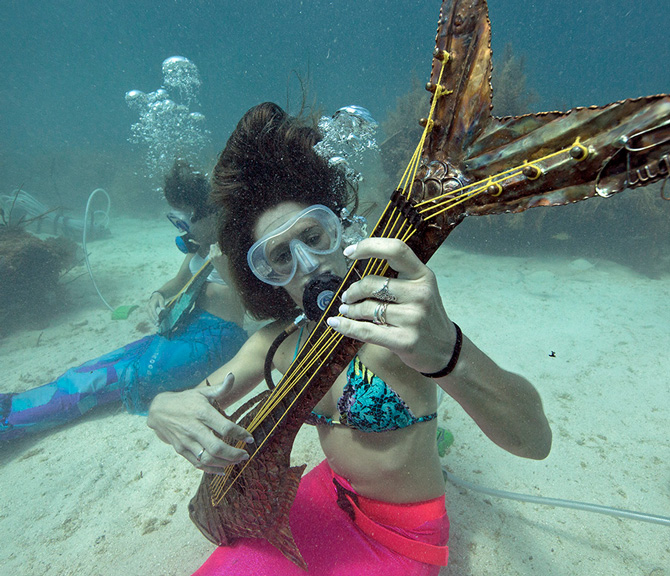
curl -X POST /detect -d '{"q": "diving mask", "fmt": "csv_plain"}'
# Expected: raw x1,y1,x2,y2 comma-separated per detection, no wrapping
247,204,342,286
167,212,199,254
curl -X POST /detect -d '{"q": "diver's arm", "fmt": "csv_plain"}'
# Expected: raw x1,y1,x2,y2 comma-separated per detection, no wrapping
147,325,280,472
147,254,195,323
191,326,271,395
435,333,552,460
328,237,552,460
154,253,195,299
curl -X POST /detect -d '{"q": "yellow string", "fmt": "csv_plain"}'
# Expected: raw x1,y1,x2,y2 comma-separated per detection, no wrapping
210,244,405,503
416,139,586,221
164,258,211,307
402,59,449,196
211,53,585,504
210,59,454,503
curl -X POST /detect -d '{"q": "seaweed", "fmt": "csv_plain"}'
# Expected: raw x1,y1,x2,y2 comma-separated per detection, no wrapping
379,76,430,184
490,44,538,117
0,189,78,336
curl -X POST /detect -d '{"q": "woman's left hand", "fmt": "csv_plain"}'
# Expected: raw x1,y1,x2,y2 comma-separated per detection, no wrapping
327,238,457,375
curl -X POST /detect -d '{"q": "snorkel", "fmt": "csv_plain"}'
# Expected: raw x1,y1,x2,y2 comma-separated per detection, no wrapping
301,272,343,323
167,212,200,254
262,271,343,392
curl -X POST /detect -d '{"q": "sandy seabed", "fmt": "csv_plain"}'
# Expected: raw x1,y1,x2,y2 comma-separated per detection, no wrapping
0,216,668,576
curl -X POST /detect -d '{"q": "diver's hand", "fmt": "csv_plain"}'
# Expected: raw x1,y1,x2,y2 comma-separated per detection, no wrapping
208,243,232,283
147,291,166,324
147,373,254,474
328,238,457,375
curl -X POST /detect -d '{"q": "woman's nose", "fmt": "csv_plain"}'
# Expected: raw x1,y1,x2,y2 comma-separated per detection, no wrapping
293,242,319,274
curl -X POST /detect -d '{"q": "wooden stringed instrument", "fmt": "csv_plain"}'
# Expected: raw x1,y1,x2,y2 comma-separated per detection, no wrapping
189,0,670,569
157,259,213,336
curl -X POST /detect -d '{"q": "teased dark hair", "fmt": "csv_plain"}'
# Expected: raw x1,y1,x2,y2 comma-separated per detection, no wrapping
212,102,356,321
164,159,215,221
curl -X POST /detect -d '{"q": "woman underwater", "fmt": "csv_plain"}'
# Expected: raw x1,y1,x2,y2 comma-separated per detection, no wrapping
148,103,552,574
0,161,247,441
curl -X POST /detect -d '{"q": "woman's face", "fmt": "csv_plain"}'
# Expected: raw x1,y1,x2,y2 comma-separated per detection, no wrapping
252,202,348,308
170,203,217,246
189,212,217,246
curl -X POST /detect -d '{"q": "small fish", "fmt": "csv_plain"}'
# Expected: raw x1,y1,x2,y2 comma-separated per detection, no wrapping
551,232,571,241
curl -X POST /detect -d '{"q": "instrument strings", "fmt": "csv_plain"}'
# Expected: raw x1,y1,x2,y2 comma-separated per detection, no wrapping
210,55,583,503
209,57,452,504
209,201,415,504
416,140,585,224
165,259,211,307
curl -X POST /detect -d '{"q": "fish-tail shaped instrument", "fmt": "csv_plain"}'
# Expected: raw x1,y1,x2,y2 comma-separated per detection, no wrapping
189,0,670,569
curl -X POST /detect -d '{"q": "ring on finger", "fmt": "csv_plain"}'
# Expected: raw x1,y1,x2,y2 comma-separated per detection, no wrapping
373,301,389,326
371,277,397,303
196,448,206,462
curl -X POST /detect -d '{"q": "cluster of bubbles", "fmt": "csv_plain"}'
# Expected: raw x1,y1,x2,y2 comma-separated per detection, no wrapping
161,55,201,106
339,206,369,247
126,56,209,191
313,105,379,183
313,105,378,245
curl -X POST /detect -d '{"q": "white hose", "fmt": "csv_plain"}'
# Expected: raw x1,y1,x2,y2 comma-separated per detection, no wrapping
444,468,670,527
82,188,114,311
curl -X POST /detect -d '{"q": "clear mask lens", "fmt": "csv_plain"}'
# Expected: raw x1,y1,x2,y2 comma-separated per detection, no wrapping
167,211,191,233
247,205,342,286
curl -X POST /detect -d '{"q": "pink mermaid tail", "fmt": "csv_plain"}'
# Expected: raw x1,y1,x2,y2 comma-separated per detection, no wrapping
192,460,449,575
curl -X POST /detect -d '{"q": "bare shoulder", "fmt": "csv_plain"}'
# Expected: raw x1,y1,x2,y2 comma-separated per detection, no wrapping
212,320,287,389
237,320,287,359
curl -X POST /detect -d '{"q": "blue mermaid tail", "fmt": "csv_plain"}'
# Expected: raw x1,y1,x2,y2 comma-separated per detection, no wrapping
0,309,246,441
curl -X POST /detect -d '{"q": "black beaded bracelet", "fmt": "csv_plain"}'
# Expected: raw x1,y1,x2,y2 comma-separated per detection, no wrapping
421,323,462,378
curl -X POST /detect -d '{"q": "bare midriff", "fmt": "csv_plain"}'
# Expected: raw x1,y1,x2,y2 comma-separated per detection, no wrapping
317,417,446,503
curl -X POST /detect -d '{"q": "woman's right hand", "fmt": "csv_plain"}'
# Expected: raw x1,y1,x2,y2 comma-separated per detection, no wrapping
147,291,166,324
208,243,232,283
147,373,255,474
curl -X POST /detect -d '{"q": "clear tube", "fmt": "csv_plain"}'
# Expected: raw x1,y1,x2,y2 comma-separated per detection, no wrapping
82,188,114,311
2,189,50,225
444,468,670,527
1,189,110,236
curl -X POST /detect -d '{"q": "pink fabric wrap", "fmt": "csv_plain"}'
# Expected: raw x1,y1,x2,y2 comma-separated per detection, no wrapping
192,459,449,575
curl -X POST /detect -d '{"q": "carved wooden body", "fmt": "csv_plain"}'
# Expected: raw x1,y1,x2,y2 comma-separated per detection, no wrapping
189,0,670,569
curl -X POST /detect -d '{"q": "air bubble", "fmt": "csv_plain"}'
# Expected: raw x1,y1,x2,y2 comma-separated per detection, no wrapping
126,56,210,190
125,90,147,109
153,88,169,101
314,105,379,182
162,56,201,106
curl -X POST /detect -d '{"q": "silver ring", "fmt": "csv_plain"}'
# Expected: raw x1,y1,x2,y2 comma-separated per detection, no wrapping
196,448,206,462
373,302,389,326
371,278,397,303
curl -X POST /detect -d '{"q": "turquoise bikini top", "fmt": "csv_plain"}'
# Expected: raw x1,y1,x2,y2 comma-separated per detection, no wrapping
306,355,437,433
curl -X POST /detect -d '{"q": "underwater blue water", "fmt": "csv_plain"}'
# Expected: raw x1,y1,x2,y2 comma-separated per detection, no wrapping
1,0,668,160
1,3,669,575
